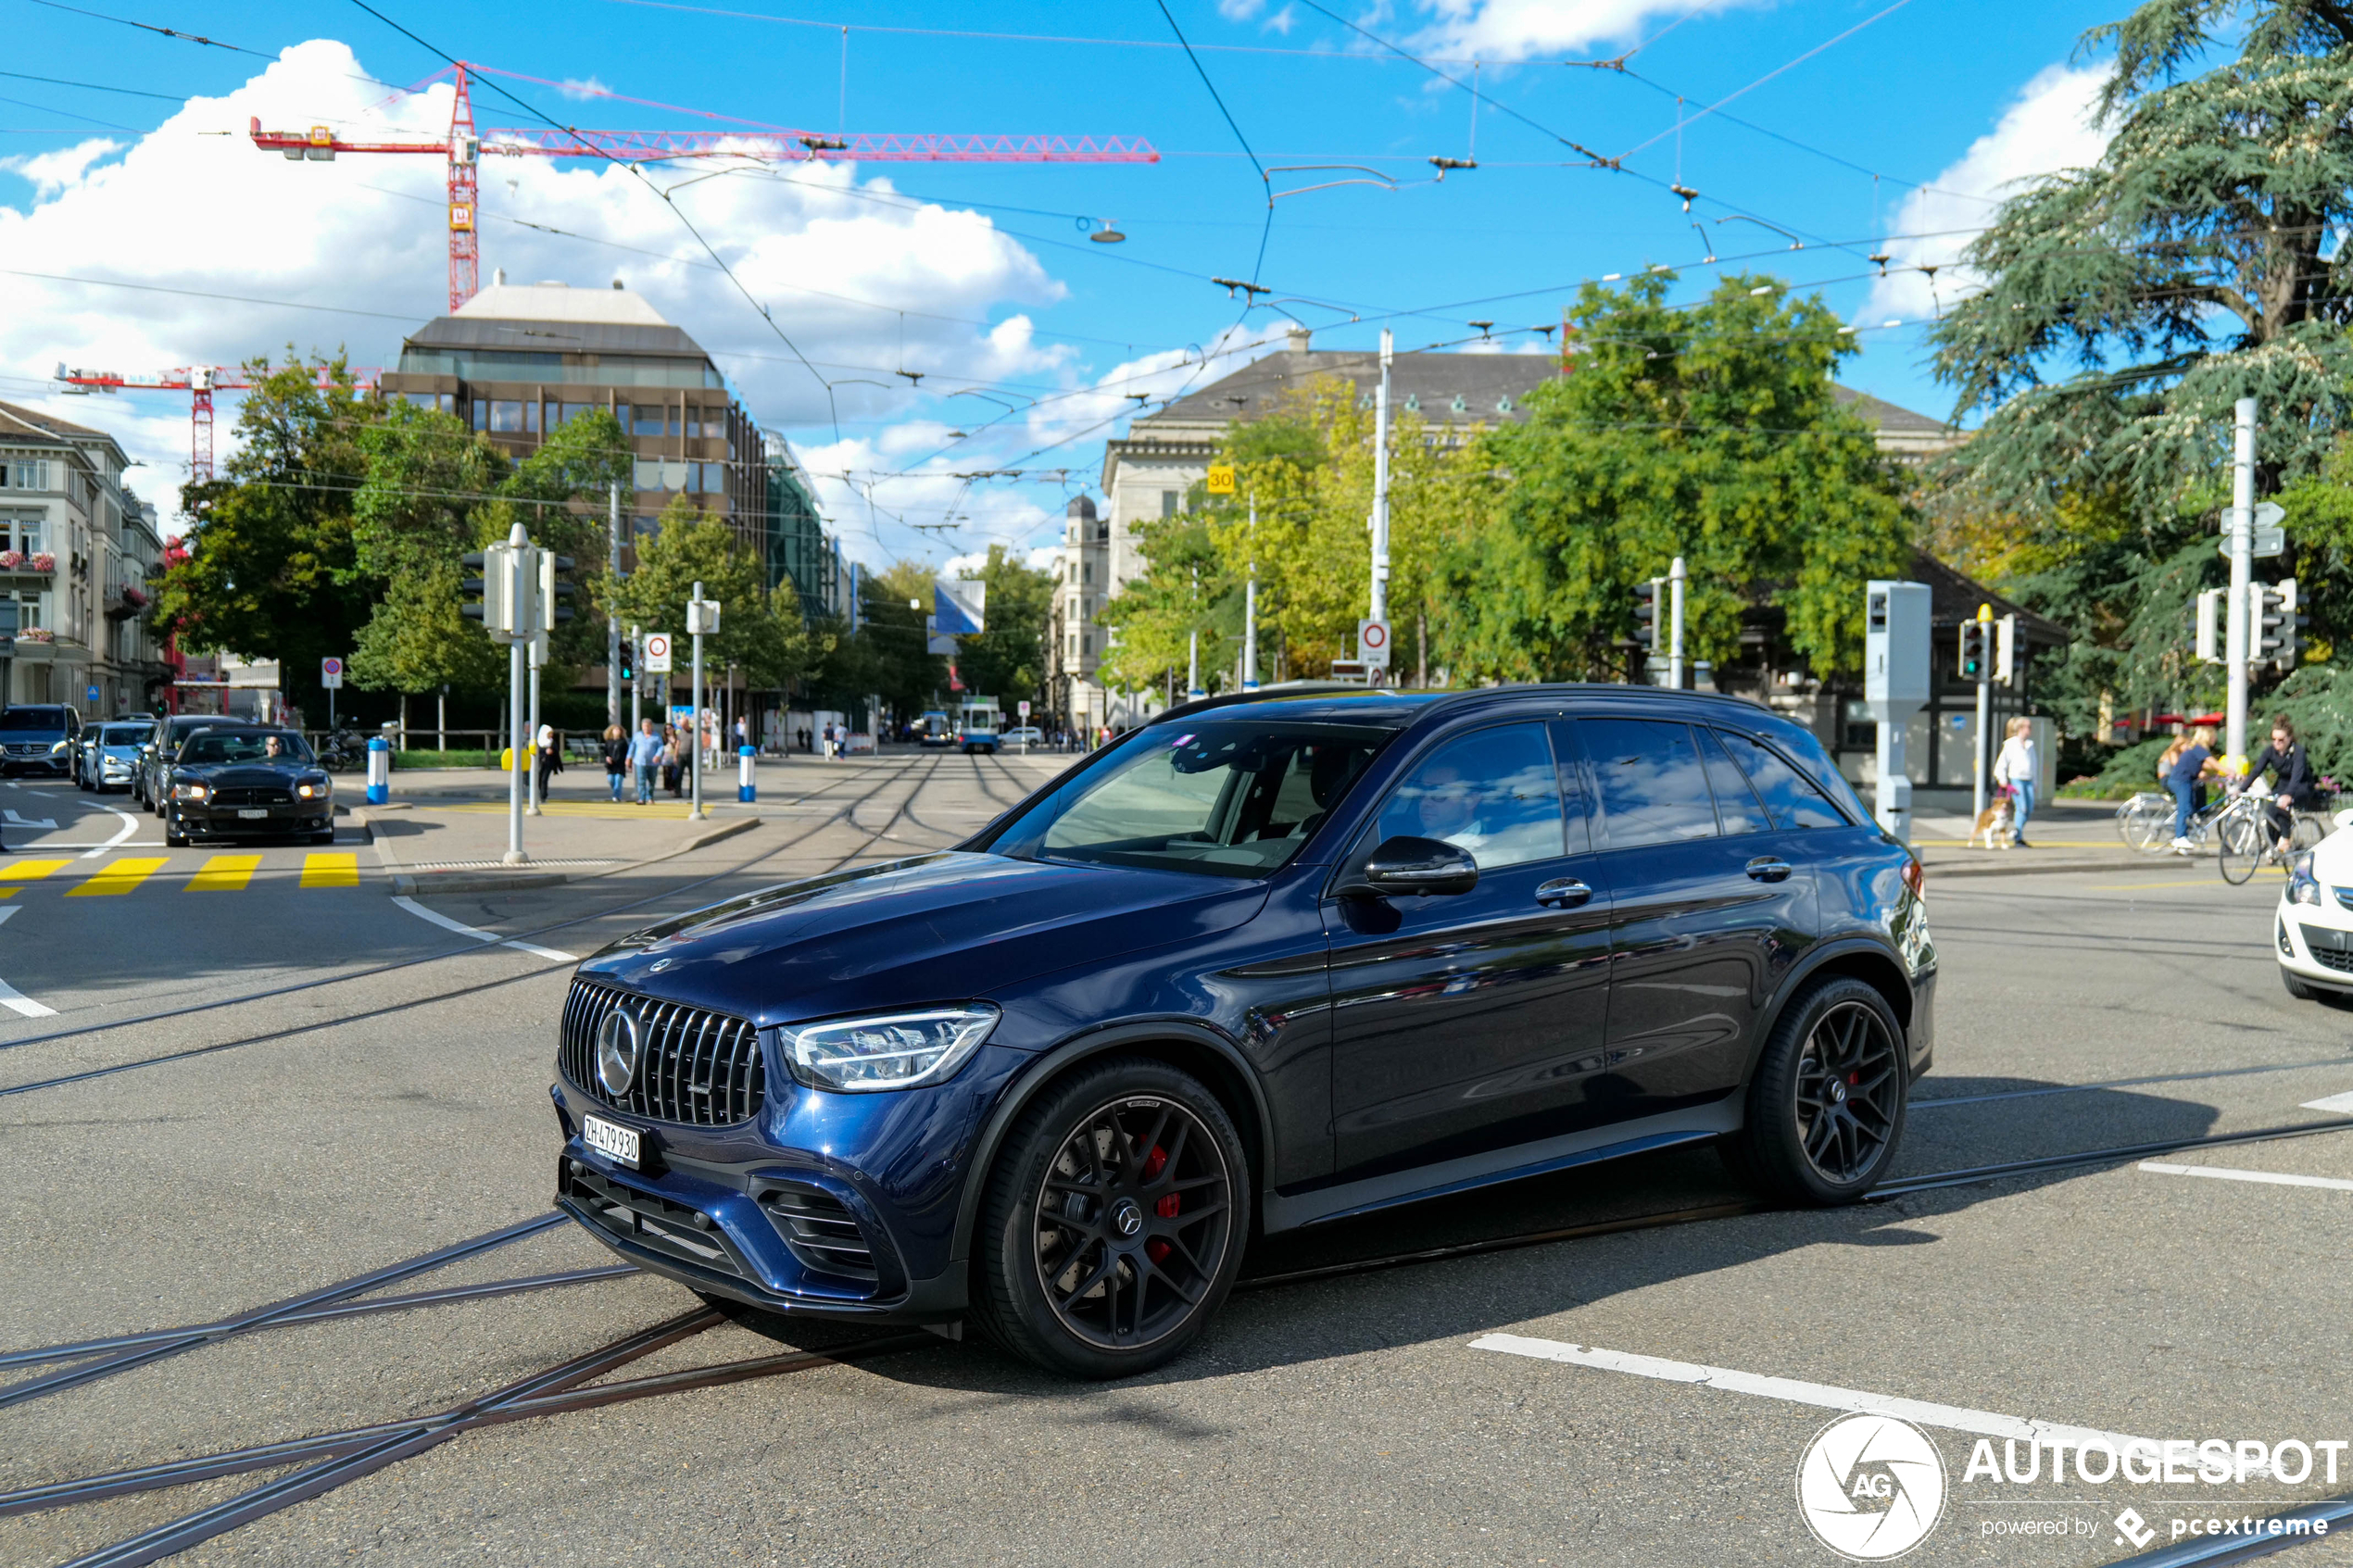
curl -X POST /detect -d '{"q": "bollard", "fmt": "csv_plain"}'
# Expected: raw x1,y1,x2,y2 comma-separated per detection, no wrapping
366,734,390,806
737,744,756,803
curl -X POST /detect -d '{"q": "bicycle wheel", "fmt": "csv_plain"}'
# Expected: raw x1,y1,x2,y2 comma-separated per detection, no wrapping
2293,812,2330,852
2217,808,2266,884
2122,799,2175,854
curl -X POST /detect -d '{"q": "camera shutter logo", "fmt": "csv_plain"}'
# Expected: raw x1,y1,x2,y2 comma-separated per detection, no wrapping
595,1008,643,1097
1795,1413,1945,1561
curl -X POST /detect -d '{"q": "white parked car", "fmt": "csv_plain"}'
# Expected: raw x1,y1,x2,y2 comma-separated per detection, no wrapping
2277,813,2353,1001
1001,725,1043,746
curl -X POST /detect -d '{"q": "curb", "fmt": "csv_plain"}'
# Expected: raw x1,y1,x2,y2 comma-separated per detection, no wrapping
383,815,761,897
1919,855,2165,879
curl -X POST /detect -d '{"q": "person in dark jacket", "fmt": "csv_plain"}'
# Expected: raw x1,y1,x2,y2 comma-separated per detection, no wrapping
600,725,629,802
2240,714,2324,852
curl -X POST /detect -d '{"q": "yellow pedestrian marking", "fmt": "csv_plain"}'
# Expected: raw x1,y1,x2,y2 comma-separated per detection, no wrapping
67,857,169,897
0,859,73,897
187,854,263,892
300,852,359,889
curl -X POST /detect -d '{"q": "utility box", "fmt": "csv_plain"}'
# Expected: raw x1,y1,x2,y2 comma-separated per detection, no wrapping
1863,581,1931,843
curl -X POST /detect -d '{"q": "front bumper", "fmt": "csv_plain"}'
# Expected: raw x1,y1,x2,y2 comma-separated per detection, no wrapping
547,1056,1021,1323
173,803,331,835
2276,898,2353,993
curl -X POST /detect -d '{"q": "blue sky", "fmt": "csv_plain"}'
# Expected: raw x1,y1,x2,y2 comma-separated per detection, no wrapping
0,0,2125,563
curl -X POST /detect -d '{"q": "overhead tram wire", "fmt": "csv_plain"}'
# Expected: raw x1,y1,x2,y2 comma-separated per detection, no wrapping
1610,0,1919,163
1151,0,1275,287
342,0,847,445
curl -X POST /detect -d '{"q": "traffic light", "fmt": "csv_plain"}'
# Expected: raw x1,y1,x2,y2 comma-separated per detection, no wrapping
1958,620,1990,683
543,554,576,626
459,551,486,624
618,638,635,681
2196,588,2225,664
1994,613,2018,685
2254,579,2302,670
1632,578,1663,653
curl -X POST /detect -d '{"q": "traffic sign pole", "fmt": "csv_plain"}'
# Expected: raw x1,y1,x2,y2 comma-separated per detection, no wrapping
2226,397,2257,766
1973,603,1994,819
1667,556,1687,691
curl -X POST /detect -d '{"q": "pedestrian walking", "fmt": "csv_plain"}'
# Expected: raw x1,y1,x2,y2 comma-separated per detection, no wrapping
661,726,684,797
601,724,629,802
535,721,561,801
1993,718,2039,848
823,721,837,760
2165,724,2220,853
628,718,661,804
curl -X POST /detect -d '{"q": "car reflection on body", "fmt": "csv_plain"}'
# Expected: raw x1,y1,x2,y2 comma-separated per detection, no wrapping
163,728,335,847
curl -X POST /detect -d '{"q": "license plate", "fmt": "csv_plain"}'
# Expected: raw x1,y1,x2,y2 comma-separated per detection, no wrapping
237,809,269,820
582,1114,640,1169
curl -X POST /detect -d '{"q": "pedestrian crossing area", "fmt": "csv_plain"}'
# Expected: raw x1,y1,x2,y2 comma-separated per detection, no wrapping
0,853,361,897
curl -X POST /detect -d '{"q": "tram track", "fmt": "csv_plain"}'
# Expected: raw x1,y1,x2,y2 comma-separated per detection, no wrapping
0,757,952,1101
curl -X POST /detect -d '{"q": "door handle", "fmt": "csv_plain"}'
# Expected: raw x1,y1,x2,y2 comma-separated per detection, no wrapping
1535,877,1592,908
1745,857,1793,884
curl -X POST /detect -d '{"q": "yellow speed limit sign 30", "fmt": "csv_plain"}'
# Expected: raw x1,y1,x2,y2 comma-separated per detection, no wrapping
1205,464,1236,495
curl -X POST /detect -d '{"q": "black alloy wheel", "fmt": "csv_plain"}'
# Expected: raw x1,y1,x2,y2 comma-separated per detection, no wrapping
975,1057,1247,1378
1723,976,1908,1204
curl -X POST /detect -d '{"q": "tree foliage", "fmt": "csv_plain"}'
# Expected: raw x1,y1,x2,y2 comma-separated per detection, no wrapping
950,544,1054,706
815,559,945,717
1450,274,1909,681
602,495,813,690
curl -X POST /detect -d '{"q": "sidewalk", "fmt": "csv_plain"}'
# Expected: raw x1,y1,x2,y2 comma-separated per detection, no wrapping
1906,797,2145,878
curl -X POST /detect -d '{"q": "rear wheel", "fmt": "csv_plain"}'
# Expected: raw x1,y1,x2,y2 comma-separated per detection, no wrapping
1722,978,1908,1205
2120,797,2174,854
2218,808,2267,884
973,1057,1247,1379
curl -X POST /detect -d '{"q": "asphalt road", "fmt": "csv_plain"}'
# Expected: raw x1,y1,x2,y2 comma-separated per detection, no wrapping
3,756,2351,1568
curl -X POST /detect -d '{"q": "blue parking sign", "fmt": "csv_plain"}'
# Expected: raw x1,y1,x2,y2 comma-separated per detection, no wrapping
84,684,99,703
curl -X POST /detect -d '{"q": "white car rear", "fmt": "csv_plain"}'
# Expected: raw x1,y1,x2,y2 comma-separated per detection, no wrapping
2277,814,2353,1000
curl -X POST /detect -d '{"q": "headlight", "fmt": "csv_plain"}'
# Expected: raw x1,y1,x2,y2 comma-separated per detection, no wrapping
2289,852,2322,907
50,740,68,753
782,1004,1000,1093
296,780,329,798
171,782,208,803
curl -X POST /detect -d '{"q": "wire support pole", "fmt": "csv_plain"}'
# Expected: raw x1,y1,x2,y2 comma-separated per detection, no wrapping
1667,555,1686,691
1369,328,1393,627
2227,396,2257,764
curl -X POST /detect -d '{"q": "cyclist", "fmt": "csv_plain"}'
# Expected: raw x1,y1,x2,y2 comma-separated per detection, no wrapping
2166,724,2220,853
2235,713,2323,856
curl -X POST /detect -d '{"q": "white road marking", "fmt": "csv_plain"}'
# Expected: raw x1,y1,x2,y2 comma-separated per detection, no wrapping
1468,1334,2152,1451
2300,1090,2353,1113
81,808,138,859
3,809,57,830
390,895,576,962
0,908,55,1017
2139,1160,2353,1193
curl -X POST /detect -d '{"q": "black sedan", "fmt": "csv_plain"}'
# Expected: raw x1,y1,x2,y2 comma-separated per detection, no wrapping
164,729,336,847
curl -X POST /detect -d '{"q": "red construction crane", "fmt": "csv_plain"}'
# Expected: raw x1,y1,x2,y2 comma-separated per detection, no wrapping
251,63,1161,314
53,363,381,483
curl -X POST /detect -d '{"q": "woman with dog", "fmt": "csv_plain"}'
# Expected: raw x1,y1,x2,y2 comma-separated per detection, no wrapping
1993,718,2039,848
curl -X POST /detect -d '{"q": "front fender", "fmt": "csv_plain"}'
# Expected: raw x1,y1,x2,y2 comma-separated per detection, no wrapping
1738,935,1927,1093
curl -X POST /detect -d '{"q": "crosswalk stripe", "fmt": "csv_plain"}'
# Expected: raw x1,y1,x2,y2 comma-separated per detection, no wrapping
300,852,359,889
0,859,73,897
187,854,263,892
66,857,169,897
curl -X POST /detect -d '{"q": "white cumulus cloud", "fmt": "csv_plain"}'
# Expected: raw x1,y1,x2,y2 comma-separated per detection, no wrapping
1409,0,1754,61
1859,64,2108,329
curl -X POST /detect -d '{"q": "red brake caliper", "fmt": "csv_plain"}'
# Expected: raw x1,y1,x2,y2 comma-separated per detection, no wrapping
1140,1145,1177,1263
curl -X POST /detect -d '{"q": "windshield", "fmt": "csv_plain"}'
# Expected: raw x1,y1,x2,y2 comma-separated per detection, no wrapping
987,720,1392,879
178,730,314,766
0,708,69,732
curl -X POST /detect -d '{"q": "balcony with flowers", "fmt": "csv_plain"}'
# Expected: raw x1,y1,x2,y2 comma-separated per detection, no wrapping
0,551,56,576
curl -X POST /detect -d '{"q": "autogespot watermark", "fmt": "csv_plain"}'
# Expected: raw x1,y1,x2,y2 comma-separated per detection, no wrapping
1794,1423,2343,1561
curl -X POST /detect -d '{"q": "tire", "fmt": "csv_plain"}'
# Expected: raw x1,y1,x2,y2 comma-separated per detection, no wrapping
2120,799,2174,855
1721,977,1908,1205
2284,967,2320,1001
971,1056,1249,1379
2218,809,2266,884
313,828,336,845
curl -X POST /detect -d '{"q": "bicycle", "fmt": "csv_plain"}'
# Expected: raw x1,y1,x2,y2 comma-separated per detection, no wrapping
2215,790,2331,884
2115,791,2178,854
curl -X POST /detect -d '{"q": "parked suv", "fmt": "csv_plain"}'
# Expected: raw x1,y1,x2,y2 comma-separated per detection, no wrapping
0,704,81,777
550,687,1934,1377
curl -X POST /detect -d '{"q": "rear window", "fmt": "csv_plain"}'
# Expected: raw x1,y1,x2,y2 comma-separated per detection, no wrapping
1719,727,1856,830
99,724,149,745
0,707,69,732
1585,718,1718,848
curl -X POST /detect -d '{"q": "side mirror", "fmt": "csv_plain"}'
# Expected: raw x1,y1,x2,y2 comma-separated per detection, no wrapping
1337,834,1479,898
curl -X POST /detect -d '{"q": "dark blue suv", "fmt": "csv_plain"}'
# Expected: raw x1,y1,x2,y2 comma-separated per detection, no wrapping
552,687,1934,1377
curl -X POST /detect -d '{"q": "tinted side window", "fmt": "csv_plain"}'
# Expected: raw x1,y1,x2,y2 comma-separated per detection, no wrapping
1546,720,1594,856
1375,723,1566,870
1585,719,1718,847
1699,730,1771,834
1719,729,1848,830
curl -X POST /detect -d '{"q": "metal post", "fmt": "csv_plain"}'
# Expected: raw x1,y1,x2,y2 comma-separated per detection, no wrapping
689,579,706,821
629,623,641,734
1667,556,1687,690
526,638,543,817
1369,329,1393,624
607,480,623,730
2227,396,2257,764
502,521,533,867
1242,577,1259,692
436,687,446,754
1187,563,1203,698
1972,605,1993,819
505,637,527,864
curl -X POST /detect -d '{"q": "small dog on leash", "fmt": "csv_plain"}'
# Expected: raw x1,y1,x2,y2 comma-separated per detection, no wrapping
1970,794,2018,850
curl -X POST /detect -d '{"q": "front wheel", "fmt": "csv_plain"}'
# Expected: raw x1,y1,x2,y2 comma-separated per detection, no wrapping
2218,808,2267,885
1722,977,1908,1205
972,1057,1248,1379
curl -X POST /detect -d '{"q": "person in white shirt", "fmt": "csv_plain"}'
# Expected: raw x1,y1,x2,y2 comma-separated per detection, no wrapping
1992,717,2038,848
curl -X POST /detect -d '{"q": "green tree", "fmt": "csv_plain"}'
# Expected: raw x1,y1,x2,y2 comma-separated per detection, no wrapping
950,544,1053,707
346,402,505,697
1450,273,1909,682
152,355,380,699
1098,515,1231,696
817,558,945,718
603,495,812,689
